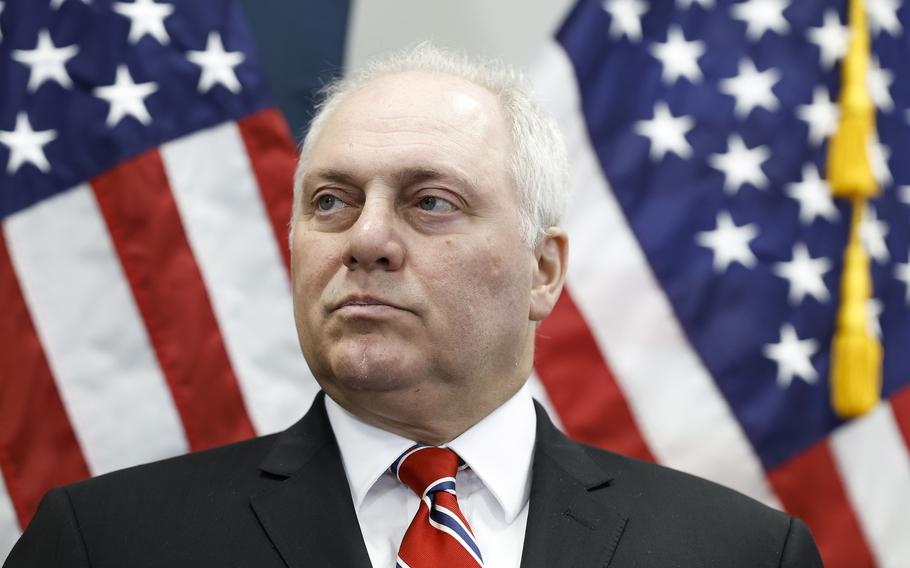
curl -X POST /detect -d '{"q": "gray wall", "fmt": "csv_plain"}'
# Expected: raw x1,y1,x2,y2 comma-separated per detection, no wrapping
345,1,575,71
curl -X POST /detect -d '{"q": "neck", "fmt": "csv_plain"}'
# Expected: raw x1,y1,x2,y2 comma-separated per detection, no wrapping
326,379,526,445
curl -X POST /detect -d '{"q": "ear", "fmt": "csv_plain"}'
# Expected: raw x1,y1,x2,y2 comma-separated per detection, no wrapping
529,227,568,322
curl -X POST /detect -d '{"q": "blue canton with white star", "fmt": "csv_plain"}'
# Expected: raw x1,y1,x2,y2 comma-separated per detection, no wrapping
561,0,910,469
0,0,273,219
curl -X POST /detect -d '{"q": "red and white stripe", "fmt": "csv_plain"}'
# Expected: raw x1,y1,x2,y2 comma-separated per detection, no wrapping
527,40,910,568
0,474,17,558
830,402,910,567
159,119,317,435
5,184,190,474
0,111,319,557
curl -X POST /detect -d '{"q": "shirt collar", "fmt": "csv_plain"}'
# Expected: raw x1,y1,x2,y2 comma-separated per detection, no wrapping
325,382,537,523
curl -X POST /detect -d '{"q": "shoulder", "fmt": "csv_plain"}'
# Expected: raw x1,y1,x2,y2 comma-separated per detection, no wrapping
527,404,822,566
62,392,334,502
64,433,281,502
581,442,780,520
532,403,785,529
576,443,821,566
5,433,288,568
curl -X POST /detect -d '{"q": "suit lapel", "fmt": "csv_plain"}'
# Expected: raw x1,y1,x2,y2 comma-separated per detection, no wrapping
249,394,629,567
250,393,372,568
520,403,628,568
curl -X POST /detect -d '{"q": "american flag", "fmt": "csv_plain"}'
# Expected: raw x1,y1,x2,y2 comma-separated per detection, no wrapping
0,0,325,558
1,1,909,568
531,0,910,566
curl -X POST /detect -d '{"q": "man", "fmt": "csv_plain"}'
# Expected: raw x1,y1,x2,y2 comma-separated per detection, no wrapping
5,44,822,567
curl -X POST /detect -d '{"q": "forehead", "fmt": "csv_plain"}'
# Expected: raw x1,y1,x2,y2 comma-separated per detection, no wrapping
306,72,514,188
332,71,505,134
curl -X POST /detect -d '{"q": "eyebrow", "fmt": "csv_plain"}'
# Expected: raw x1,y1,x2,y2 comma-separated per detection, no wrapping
306,166,476,192
393,166,475,189
305,168,358,187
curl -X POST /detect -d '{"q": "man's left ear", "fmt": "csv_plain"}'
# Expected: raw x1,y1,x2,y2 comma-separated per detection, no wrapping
529,227,568,322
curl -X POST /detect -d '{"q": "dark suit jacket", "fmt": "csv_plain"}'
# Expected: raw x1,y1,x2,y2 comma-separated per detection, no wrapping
5,392,822,567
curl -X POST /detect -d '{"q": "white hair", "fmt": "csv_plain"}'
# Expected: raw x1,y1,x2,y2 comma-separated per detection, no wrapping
292,42,569,248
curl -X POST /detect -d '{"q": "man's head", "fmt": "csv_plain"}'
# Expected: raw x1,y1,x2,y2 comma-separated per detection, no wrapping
289,44,569,443
293,43,569,249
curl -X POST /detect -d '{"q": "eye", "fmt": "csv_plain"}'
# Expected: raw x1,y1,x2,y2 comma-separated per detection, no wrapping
316,194,345,211
416,195,457,213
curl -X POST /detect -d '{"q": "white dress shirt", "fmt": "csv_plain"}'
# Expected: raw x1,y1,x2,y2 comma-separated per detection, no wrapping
325,383,537,568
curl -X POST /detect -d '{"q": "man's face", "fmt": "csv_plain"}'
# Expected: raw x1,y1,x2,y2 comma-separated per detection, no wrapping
291,72,541,419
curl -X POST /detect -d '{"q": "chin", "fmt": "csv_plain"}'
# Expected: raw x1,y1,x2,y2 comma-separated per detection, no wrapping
323,341,422,393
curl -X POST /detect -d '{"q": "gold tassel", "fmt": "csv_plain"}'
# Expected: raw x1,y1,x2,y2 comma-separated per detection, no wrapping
830,200,881,417
827,0,881,418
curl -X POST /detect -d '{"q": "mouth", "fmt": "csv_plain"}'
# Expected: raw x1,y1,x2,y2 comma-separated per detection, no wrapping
331,294,412,315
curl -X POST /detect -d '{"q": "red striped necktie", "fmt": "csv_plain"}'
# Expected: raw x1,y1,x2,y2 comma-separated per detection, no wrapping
390,445,484,568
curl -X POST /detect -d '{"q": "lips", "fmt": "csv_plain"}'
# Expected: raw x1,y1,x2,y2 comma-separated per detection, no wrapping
331,294,410,313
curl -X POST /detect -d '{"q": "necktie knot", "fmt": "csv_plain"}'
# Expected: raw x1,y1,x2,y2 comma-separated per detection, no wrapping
391,445,484,567
390,445,463,498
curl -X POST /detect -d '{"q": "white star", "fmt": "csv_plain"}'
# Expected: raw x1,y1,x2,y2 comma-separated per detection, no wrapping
773,243,831,304
730,0,791,42
93,65,158,126
868,56,894,113
860,205,889,264
602,0,649,42
869,135,892,186
867,0,902,37
895,253,910,305
796,86,838,147
866,298,883,339
785,163,839,225
650,25,705,84
50,0,92,9
113,0,174,45
900,185,910,205
186,32,245,94
708,135,770,194
807,9,849,69
677,0,714,7
0,112,57,174
696,211,759,272
11,30,79,92
634,101,694,161
763,324,819,388
719,58,781,119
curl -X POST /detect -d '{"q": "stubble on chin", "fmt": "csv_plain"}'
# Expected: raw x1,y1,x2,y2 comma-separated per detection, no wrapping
323,335,418,393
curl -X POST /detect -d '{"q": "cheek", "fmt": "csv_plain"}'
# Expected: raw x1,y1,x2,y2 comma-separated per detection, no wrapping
478,233,532,296
431,237,531,326
291,232,342,312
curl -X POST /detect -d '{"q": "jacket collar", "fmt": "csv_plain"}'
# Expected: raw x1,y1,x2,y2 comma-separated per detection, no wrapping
251,392,373,568
520,401,629,568
252,393,629,568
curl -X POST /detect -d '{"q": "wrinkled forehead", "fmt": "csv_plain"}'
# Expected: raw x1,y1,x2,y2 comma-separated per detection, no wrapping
339,70,506,127
320,73,510,153
306,71,516,190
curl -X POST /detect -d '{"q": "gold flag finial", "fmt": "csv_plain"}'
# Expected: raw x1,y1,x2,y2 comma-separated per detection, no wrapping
827,0,881,418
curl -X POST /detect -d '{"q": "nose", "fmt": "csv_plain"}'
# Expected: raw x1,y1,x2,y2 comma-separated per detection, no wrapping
342,195,405,271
